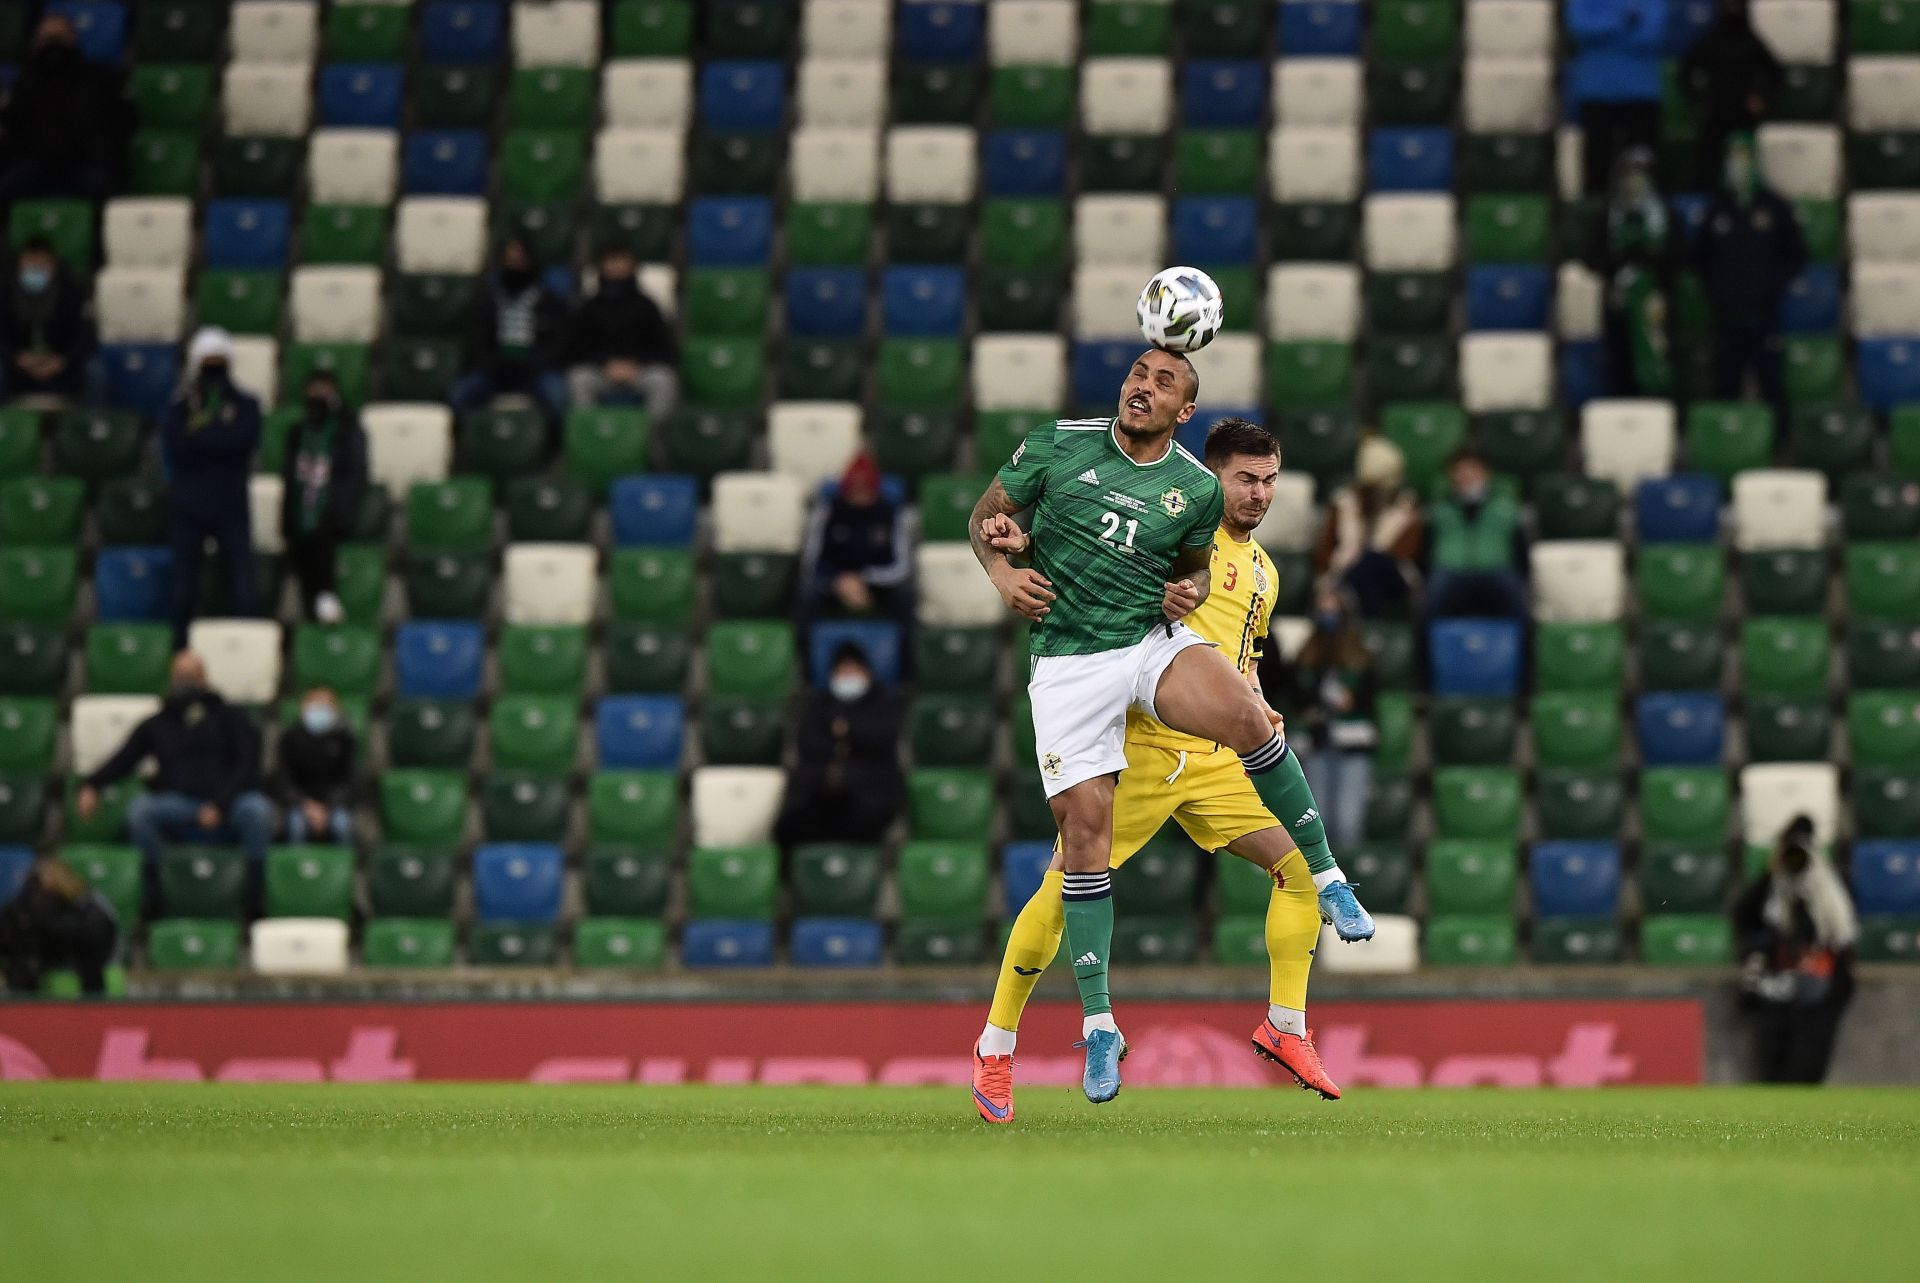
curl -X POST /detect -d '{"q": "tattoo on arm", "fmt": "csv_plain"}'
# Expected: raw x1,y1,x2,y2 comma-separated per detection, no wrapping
968,478,1028,573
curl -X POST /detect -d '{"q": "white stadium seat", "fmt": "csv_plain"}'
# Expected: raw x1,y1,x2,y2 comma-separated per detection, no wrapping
1082,58,1172,133
1556,262,1604,340
289,267,382,343
1753,0,1836,63
796,58,886,126
512,0,599,67
1557,124,1585,201
1269,616,1313,661
230,1,317,63
1315,915,1420,974
395,198,488,275
502,544,597,625
767,403,863,486
1848,57,1920,131
639,264,678,318
70,695,161,777
95,268,186,344
1073,195,1166,266
1466,0,1555,58
1463,58,1555,133
602,59,694,128
691,766,785,848
249,475,285,555
187,619,284,705
990,0,1078,65
361,403,454,492
1530,541,1627,623
1188,334,1261,408
1267,264,1362,342
229,336,280,410
103,198,193,269
1252,473,1320,553
790,127,880,202
1363,194,1457,271
711,473,807,553
972,335,1067,410
306,129,398,206
884,126,977,202
916,543,1008,627
1272,58,1363,126
1740,763,1840,847
1848,193,1920,264
1460,332,1553,411
1757,124,1842,199
1269,126,1362,202
594,129,687,203
223,63,312,137
1852,263,1920,337
251,919,349,976
1580,399,1677,495
1072,265,1156,340
1731,469,1827,551
803,0,892,57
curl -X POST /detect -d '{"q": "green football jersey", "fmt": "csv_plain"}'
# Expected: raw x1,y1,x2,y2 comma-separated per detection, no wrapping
996,417,1224,657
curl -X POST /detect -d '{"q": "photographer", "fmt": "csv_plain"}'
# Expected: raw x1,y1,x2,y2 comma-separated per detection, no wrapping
1733,816,1859,1084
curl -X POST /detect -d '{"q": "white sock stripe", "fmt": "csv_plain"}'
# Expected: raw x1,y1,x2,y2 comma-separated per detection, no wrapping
1061,873,1112,887
1240,733,1286,772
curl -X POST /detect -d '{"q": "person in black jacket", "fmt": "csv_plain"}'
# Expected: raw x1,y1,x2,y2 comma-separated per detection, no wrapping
279,369,368,626
566,242,679,417
0,12,133,216
0,236,97,403
0,855,117,996
1681,0,1784,183
76,651,273,883
773,644,905,849
1695,132,1808,422
162,329,263,646
276,685,356,844
450,234,570,428
800,451,913,624
1734,816,1858,1083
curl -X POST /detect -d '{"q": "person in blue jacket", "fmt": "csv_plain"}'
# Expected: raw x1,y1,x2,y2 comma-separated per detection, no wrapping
1567,0,1670,194
160,327,261,647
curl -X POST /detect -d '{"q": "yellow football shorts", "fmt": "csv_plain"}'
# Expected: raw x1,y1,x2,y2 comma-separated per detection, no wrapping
1107,740,1284,866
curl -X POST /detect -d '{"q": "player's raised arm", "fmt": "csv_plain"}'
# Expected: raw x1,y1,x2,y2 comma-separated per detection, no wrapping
1162,541,1211,621
971,477,1054,620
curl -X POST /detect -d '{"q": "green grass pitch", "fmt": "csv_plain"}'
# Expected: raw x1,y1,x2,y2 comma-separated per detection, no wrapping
3,1084,1917,1280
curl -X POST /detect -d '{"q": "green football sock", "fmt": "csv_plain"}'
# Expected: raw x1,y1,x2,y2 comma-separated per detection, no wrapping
1242,733,1336,876
1060,871,1115,1017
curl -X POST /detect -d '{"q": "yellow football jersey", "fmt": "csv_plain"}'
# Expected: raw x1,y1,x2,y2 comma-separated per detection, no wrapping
1125,527,1275,752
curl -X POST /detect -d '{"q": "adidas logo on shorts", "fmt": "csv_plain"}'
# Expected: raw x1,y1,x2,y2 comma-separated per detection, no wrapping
1077,468,1100,485
1074,951,1101,967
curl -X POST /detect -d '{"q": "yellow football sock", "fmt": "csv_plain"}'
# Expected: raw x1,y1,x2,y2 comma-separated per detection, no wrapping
986,870,1065,1032
1265,856,1321,1012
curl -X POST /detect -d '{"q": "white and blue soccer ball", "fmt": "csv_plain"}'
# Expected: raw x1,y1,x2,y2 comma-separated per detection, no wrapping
1136,266,1225,353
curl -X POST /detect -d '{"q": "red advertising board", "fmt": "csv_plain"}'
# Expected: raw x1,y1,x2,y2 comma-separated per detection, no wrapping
0,999,1703,1086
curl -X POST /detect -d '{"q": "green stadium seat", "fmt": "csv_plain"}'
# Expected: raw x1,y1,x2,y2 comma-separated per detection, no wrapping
1843,475,1920,541
0,697,54,770
469,922,560,966
1268,202,1354,263
134,1,223,60
978,267,1062,331
1273,407,1360,491
460,407,547,480
158,846,247,919
1373,693,1414,769
497,626,587,697
1640,842,1732,914
1212,913,1268,965
213,137,302,198
1534,769,1627,840
918,472,988,543
366,844,458,918
789,843,882,918
1114,831,1201,912
664,407,756,478
1535,474,1619,540
63,778,136,843
585,771,677,845
327,0,409,58
1641,767,1730,843
128,131,201,196
908,769,994,840
688,843,778,919
1684,402,1772,484
1741,618,1828,695
506,476,593,544
684,338,766,407
1534,623,1626,692
1851,131,1920,189
705,622,796,699
499,131,586,202
1639,914,1733,965
1181,0,1266,53
9,200,90,273
1368,58,1457,124
331,545,387,624
698,694,785,765
130,64,214,131
0,476,82,545
1531,693,1623,769
1774,64,1838,121
291,625,380,698
786,202,871,265
379,771,467,844
480,771,569,842
908,694,996,767
1848,543,1920,621
0,547,76,622
265,845,353,920
575,918,667,968
1851,619,1920,688
895,921,986,965
301,205,385,265
404,550,490,619
1639,544,1725,620
612,0,694,54
1638,619,1723,691
1743,693,1831,762
1783,335,1845,404
94,476,168,545
898,841,990,922
1854,917,1920,963
1464,195,1552,263
690,131,783,194
1087,0,1173,54
1790,406,1876,479
1366,272,1449,334
564,409,649,495
489,696,579,773
387,701,477,771
1431,768,1523,840
1849,691,1920,767
0,769,45,843
52,410,143,485
1006,773,1055,842
362,918,455,968
878,339,965,408
686,268,772,337
893,62,979,124
62,844,141,924
283,343,371,407
1112,917,1200,965
1790,199,1840,263
509,67,595,130
414,65,500,128
1741,549,1827,616
1175,130,1261,194
1379,403,1466,492
393,275,480,341
385,339,463,405
1425,915,1517,965
1426,840,1517,914
1429,698,1518,766
583,843,672,916
603,621,692,694
1215,855,1274,914
873,409,960,482
0,408,38,478
1533,919,1624,964
1477,409,1568,482
1078,134,1165,191
1267,343,1355,409
1361,619,1417,690
1343,842,1415,913
990,65,1075,127
1461,133,1553,192
1367,335,1455,404
146,919,240,970
913,628,999,693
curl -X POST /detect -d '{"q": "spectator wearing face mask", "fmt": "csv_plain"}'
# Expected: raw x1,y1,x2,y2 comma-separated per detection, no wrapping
1735,816,1859,1084
160,328,262,647
0,236,97,404
800,452,914,624
0,12,133,216
1695,132,1807,425
773,644,905,850
275,686,356,844
450,234,570,428
0,855,118,997
279,369,368,626
1422,447,1529,620
566,242,679,417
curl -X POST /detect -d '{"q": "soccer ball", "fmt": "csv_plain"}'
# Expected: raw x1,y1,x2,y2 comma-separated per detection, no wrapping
1136,266,1225,353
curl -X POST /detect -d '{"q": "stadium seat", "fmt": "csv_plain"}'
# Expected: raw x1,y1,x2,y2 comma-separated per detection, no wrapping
186,620,281,706
595,697,686,770
1428,619,1523,696
1636,475,1721,543
472,844,564,923
1425,914,1517,965
690,766,783,848
394,622,484,699
586,771,677,847
1635,693,1726,767
1534,769,1626,840
1531,693,1623,769
1431,768,1523,840
1528,842,1622,918
502,545,596,626
1531,541,1627,623
1848,543,1920,621
1642,767,1732,844
265,846,354,921
147,919,242,970
681,919,775,967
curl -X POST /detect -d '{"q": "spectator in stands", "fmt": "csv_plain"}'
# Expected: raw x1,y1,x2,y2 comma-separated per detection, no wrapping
1314,433,1423,619
1681,0,1784,183
773,643,904,850
0,235,97,404
275,686,356,845
451,234,569,428
279,368,368,626
1271,582,1378,851
1590,147,1679,398
1735,816,1858,1084
76,651,273,897
1695,132,1807,423
1566,0,1669,195
0,11,133,216
160,328,261,647
0,854,117,997
1422,447,1529,620
566,242,678,418
801,451,913,623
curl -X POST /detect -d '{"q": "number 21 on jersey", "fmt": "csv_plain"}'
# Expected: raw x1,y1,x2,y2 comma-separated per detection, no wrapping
1097,510,1138,548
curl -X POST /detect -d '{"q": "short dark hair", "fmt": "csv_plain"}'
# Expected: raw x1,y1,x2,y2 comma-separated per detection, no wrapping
1140,347,1199,402
1445,445,1487,471
1204,417,1278,468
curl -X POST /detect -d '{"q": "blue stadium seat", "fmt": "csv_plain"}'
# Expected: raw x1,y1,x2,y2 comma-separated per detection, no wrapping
983,130,1066,196
1173,198,1258,266
393,621,486,699
790,917,885,967
1778,265,1842,334
1558,340,1608,408
1635,475,1721,543
687,197,776,266
1073,341,1136,410
608,474,699,545
1857,339,1920,411
1851,841,1920,915
698,61,787,132
202,200,291,271
898,2,984,60
1279,1,1363,55
1183,61,1267,128
784,267,868,339
92,547,172,622
1528,841,1622,918
0,845,35,901
402,130,490,195
419,1,506,64
1002,843,1054,914
1428,619,1523,696
471,843,564,922
319,65,405,129
809,620,904,686
101,344,180,419
594,696,686,769
1465,266,1552,331
882,266,966,336
1179,407,1261,459
1368,128,1455,192
682,919,775,967
50,1,126,63
1635,692,1725,765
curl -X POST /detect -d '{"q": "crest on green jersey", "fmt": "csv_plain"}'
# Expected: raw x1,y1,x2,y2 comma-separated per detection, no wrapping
1159,487,1187,517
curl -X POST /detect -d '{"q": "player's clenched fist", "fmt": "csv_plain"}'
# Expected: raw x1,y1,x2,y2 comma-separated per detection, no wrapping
977,512,1030,556
990,564,1055,620
1162,577,1200,621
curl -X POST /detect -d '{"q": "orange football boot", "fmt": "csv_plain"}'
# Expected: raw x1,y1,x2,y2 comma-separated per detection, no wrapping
1250,1021,1341,1100
972,1044,1015,1123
